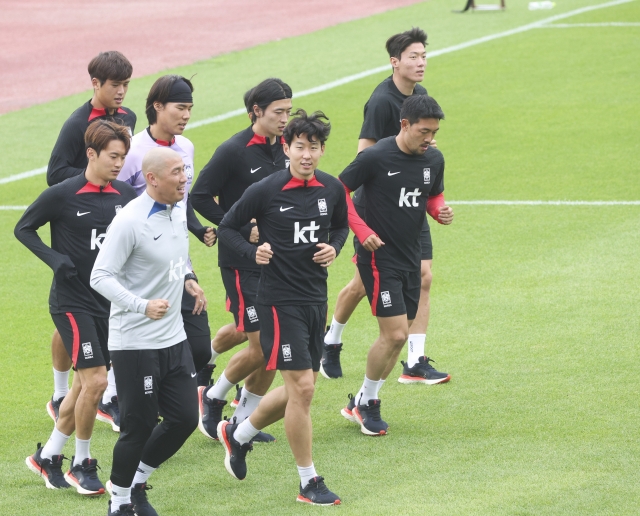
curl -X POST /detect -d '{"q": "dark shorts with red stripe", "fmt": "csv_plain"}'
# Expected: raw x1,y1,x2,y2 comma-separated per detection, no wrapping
51,312,109,370
352,204,433,262
220,267,260,333
357,261,420,320
256,303,327,372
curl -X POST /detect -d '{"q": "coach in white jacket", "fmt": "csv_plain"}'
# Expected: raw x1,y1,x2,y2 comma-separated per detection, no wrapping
91,147,206,516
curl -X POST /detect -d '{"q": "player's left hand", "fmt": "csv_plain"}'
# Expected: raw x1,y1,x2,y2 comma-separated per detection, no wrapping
185,279,208,314
430,139,437,149
313,243,337,268
203,227,217,247
438,206,454,225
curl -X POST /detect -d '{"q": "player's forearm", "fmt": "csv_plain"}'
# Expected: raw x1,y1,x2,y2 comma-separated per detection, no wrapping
217,225,257,262
341,182,376,243
90,270,148,314
427,193,445,222
328,226,349,256
186,197,207,242
190,190,226,226
14,226,66,271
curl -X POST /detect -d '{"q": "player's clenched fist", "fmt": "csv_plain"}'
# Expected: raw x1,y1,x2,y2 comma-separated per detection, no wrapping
361,234,385,252
256,242,273,265
145,299,170,320
313,243,337,267
437,206,454,225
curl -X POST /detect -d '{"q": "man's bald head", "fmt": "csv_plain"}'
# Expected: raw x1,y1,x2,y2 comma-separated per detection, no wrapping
142,147,182,179
143,147,187,205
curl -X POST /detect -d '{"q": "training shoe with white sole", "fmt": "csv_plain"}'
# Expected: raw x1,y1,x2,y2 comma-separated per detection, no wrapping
25,443,70,489
107,501,136,515
340,393,357,423
198,385,227,440
353,399,388,436
230,384,242,408
398,356,451,385
297,476,341,506
218,419,252,480
65,457,106,495
131,482,158,516
97,396,121,432
196,363,216,387
250,431,276,443
46,396,65,422
320,343,343,379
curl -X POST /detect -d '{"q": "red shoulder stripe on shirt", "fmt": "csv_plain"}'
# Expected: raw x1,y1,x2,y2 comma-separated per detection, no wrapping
88,107,129,121
281,176,324,190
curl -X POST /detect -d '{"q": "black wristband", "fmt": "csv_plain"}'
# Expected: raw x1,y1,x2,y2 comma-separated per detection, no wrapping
185,272,198,283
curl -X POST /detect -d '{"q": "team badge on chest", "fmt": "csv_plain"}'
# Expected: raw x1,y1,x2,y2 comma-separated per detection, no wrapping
318,198,328,216
423,168,431,184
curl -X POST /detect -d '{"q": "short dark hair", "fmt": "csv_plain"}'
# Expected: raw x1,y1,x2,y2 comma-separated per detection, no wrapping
283,109,331,146
400,95,445,125
85,120,131,155
145,75,194,125
87,51,133,85
386,27,428,59
244,78,292,123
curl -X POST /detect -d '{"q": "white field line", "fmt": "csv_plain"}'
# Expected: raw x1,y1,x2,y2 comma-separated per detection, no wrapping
3,200,640,212
448,200,640,205
0,0,633,186
541,22,640,26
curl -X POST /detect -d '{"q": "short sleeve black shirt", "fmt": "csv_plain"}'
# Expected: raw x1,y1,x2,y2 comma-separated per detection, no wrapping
340,136,444,271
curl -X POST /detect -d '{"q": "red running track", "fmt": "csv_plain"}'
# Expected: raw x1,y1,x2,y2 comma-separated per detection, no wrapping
0,0,425,114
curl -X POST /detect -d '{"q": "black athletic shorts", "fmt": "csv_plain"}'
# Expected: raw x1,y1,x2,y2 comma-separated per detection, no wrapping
51,312,109,370
357,261,420,320
256,303,327,372
220,267,260,333
352,204,432,261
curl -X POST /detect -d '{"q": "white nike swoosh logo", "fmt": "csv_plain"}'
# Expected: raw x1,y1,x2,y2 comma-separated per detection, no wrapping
280,206,293,212
388,171,401,176
77,211,90,216
250,167,262,174
191,372,197,378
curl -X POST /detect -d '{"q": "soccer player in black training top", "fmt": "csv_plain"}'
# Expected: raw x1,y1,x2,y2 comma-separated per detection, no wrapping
339,95,454,436
17,121,136,495
216,110,348,506
45,51,136,432
191,78,292,442
322,28,451,387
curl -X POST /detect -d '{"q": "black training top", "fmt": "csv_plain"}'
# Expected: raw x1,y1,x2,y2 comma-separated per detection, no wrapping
218,169,349,306
340,136,444,272
354,76,427,208
191,126,288,270
15,173,137,316
47,101,137,186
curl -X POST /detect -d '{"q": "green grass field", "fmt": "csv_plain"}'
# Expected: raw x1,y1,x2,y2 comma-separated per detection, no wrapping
1,0,639,514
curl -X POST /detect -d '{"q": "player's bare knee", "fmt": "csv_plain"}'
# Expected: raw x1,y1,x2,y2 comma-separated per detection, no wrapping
83,374,108,400
386,329,409,348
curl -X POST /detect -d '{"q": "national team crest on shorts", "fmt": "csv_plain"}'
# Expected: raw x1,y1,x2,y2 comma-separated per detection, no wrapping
423,168,431,184
246,306,259,323
282,344,292,362
144,376,153,394
318,198,328,216
381,291,392,308
82,342,93,359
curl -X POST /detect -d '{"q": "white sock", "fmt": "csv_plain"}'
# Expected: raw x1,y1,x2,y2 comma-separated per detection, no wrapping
102,367,117,404
356,375,380,406
407,334,426,367
297,463,317,487
324,317,346,345
208,341,220,365
41,427,70,459
233,418,260,445
131,461,156,486
73,437,91,466
110,484,131,513
207,371,234,400
232,388,262,422
53,368,70,400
